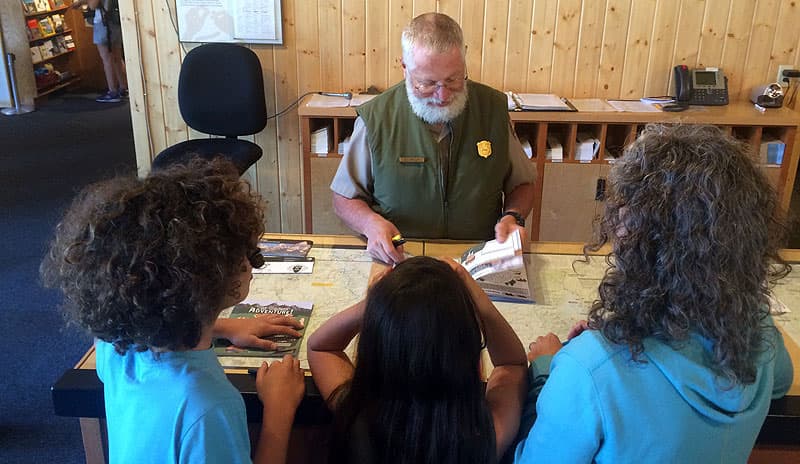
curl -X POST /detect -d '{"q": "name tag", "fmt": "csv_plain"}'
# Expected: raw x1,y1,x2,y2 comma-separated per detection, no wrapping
399,156,426,164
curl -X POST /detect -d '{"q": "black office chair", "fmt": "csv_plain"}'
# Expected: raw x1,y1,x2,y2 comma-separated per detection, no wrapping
151,43,267,176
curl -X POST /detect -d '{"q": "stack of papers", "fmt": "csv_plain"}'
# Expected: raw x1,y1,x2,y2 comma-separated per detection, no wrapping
507,92,574,111
338,136,351,155
606,100,661,112
311,126,331,154
576,132,600,162
545,135,562,162
519,137,533,159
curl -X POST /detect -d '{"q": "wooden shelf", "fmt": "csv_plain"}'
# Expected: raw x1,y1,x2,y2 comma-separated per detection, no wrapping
298,98,800,242
29,28,73,44
24,6,69,18
33,48,74,65
36,75,80,97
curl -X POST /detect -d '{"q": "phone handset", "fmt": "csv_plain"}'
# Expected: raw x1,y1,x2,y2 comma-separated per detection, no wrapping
673,65,692,103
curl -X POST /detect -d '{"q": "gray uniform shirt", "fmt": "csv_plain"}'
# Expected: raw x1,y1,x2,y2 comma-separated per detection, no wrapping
331,117,536,201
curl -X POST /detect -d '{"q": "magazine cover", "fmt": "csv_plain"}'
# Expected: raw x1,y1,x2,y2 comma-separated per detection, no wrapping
257,238,313,258
214,300,312,364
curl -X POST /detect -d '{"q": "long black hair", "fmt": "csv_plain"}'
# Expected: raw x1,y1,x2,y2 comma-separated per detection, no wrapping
329,256,495,464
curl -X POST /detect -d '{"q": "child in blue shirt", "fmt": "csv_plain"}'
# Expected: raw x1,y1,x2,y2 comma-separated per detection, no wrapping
515,124,793,463
42,159,305,464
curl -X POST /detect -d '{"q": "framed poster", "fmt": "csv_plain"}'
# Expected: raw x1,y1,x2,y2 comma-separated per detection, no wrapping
176,0,283,44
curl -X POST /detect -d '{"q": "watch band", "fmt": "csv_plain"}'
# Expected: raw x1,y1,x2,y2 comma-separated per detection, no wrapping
500,211,525,227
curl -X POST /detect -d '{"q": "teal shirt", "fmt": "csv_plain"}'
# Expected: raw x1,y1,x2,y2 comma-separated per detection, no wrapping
95,341,252,464
514,319,793,463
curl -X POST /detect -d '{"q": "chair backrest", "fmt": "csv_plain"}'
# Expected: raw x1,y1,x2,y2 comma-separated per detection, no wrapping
178,43,267,137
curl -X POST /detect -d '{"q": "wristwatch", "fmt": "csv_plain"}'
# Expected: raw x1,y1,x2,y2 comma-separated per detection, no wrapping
500,211,525,227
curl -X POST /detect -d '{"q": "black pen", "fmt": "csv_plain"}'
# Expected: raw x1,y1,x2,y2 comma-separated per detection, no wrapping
391,234,406,247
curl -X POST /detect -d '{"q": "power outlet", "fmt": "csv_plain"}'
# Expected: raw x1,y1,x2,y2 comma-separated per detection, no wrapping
777,64,794,85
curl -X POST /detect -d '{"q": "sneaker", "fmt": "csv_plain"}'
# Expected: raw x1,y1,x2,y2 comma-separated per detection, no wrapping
119,88,129,99
96,91,121,103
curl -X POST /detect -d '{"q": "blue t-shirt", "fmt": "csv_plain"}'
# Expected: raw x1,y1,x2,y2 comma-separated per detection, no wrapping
95,341,252,464
514,318,793,464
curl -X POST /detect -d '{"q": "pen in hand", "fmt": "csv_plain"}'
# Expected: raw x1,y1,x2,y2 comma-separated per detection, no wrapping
391,234,406,248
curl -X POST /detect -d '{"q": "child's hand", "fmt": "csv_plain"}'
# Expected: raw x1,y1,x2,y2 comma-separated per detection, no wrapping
256,355,306,416
214,315,304,350
527,333,563,362
566,320,589,340
440,257,494,311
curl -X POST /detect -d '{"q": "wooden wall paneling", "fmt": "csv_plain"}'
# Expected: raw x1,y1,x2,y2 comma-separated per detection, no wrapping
738,0,780,99
671,0,705,69
460,0,485,81
252,46,281,231
436,0,461,20
527,0,558,92
153,0,187,149
342,0,366,93
413,0,437,15
696,0,730,69
548,0,582,97
643,0,680,97
118,0,150,175
596,0,632,99
272,0,304,233
719,0,757,101
365,0,389,90
389,0,414,84
294,0,321,94
318,0,343,93
767,0,800,87
619,0,656,98
480,0,510,90
126,0,167,171
572,0,605,97
504,0,534,92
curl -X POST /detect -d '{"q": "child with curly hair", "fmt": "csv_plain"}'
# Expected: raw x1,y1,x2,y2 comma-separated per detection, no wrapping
42,159,304,464
515,124,793,463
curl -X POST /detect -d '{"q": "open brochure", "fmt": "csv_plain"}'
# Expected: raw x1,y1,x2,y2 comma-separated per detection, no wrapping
458,229,533,303
214,300,312,368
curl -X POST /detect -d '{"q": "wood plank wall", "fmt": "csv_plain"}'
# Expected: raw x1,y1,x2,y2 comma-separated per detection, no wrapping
119,0,800,233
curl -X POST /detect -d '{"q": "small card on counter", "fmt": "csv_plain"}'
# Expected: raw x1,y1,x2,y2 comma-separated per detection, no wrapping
252,257,315,274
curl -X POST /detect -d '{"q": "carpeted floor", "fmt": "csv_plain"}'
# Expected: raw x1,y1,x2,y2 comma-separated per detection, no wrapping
0,93,136,464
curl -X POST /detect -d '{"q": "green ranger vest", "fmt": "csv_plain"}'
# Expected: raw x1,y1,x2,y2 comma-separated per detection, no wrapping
357,81,510,240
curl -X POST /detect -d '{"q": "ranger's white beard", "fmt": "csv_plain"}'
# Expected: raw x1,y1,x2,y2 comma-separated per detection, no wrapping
404,79,468,124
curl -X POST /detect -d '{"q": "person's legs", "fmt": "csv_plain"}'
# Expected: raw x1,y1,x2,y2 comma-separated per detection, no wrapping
96,43,117,93
110,44,127,92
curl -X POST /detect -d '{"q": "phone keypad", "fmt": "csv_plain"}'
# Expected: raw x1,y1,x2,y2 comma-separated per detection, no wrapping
692,88,728,105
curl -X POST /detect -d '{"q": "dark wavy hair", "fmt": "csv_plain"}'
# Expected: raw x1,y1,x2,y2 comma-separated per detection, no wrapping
41,158,265,353
585,124,790,385
329,256,495,464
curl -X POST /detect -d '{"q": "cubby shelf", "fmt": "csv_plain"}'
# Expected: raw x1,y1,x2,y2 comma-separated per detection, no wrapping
299,99,800,243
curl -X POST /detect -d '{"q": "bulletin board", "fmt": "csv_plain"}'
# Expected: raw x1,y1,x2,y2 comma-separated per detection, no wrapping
175,0,283,44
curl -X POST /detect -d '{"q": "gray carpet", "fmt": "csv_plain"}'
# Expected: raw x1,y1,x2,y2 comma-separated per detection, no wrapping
0,93,136,464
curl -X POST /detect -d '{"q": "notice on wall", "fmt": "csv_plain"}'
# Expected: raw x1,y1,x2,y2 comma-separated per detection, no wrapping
176,0,283,44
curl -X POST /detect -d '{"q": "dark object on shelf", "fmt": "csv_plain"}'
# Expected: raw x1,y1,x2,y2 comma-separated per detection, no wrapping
750,83,784,108
662,103,689,112
151,43,267,176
